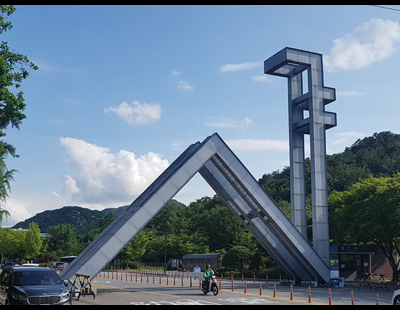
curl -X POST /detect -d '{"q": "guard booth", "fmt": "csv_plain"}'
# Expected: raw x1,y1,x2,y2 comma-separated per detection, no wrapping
182,253,221,272
330,245,392,281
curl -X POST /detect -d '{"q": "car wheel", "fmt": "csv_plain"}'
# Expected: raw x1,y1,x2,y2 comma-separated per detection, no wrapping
394,296,400,305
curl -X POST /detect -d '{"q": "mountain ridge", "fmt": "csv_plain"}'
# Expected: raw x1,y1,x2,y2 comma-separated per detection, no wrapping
12,200,185,234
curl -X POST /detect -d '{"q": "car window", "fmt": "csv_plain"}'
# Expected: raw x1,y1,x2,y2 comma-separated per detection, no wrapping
0,270,11,286
13,270,63,286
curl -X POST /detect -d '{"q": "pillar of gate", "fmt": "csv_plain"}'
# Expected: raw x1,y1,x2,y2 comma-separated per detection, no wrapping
264,47,337,264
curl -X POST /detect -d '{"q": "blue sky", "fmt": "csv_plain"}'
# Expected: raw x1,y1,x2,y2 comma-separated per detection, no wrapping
2,5,400,226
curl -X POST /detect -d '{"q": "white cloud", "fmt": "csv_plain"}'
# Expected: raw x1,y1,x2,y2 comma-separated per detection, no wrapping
177,80,194,91
172,69,181,76
104,100,162,126
64,175,81,194
325,19,400,72
226,139,288,152
205,117,253,129
220,61,263,73
33,60,82,74
327,131,367,154
0,200,32,227
0,191,68,227
225,132,366,157
52,191,62,198
60,137,169,206
170,69,194,91
337,91,366,97
252,75,273,83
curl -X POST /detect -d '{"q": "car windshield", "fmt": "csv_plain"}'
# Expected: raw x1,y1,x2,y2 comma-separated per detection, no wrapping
13,269,63,286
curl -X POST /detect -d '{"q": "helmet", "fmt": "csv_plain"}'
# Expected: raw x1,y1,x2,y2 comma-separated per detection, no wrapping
207,264,211,269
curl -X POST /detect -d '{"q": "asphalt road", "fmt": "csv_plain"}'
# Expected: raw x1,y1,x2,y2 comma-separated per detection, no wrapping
71,274,395,305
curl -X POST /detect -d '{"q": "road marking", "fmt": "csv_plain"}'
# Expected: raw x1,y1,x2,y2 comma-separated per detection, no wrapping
220,297,278,304
95,281,185,299
130,299,222,305
138,290,182,299
129,297,280,305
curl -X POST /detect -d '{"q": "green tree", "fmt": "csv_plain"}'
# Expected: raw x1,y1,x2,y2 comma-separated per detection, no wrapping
0,228,26,262
0,5,38,220
249,251,263,273
203,204,247,251
222,246,252,272
121,230,152,268
166,233,209,259
80,211,117,250
329,174,400,281
48,224,79,257
24,222,43,261
0,207,9,224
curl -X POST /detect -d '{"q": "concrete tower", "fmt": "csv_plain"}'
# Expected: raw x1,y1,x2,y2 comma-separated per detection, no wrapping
264,47,337,264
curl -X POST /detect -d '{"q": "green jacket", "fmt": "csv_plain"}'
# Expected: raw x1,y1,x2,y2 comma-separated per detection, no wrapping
203,269,214,278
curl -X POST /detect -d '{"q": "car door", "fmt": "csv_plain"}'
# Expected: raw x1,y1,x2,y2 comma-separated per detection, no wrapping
0,269,11,305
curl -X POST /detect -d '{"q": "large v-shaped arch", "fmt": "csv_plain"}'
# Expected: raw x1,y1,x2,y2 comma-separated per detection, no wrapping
60,133,330,284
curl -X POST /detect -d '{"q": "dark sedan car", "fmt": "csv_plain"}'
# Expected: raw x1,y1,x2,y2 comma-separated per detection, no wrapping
0,263,19,270
0,266,71,305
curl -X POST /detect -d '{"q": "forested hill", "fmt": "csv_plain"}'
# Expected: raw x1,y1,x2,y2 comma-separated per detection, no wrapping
259,131,400,203
12,200,185,234
12,206,105,235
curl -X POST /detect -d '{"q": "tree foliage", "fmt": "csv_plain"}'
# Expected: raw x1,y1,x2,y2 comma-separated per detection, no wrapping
329,174,400,281
0,207,9,224
0,223,43,263
121,230,152,268
0,228,25,261
139,196,256,264
0,5,37,221
24,222,43,261
14,206,105,234
222,246,252,272
47,224,79,257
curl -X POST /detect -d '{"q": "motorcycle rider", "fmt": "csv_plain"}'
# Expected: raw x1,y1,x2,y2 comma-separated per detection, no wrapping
203,265,215,291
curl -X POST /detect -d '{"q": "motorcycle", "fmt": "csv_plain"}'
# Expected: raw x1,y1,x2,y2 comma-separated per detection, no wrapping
201,274,219,295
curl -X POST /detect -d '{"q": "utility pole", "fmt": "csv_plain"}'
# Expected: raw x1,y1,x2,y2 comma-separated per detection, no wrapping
164,233,168,273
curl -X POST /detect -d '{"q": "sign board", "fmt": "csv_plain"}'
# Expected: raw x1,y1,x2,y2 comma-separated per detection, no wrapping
330,266,340,279
329,266,342,288
171,259,179,270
